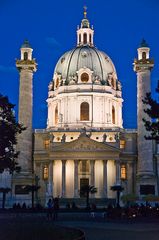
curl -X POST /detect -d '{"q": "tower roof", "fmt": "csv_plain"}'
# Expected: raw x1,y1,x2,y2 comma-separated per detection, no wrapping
21,40,31,48
139,39,149,48
81,6,90,28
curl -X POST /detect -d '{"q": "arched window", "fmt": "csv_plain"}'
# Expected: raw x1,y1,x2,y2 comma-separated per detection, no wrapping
24,52,28,60
111,78,115,88
55,105,58,125
142,52,146,60
56,78,59,88
80,102,89,121
81,73,89,83
83,33,87,44
79,34,81,43
112,106,115,124
89,34,92,43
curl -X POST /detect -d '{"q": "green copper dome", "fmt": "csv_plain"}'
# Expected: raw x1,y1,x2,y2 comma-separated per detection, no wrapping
54,45,117,84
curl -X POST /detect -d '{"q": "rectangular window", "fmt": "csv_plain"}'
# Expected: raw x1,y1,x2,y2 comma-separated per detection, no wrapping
44,140,50,149
43,166,49,180
121,164,127,180
120,140,125,149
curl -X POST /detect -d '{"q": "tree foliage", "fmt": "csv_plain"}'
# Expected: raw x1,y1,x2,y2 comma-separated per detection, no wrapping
0,94,25,173
143,83,159,141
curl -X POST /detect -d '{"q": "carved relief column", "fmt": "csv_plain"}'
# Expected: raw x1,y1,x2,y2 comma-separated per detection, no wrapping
48,161,53,196
103,160,108,197
90,160,95,186
74,160,79,198
62,160,66,197
116,160,121,184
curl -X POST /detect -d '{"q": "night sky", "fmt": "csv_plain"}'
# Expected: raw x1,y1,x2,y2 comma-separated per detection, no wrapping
1,0,159,129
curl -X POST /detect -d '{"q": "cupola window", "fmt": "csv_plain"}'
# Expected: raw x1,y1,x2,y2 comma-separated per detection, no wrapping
56,78,59,88
89,34,92,44
112,106,115,124
81,72,89,83
80,102,89,121
24,52,28,60
55,105,58,125
83,33,87,44
142,52,146,60
79,34,81,43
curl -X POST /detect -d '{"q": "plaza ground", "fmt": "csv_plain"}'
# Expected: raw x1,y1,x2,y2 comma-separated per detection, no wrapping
1,212,159,240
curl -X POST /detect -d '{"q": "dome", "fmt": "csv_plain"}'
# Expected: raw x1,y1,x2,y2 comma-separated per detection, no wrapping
54,45,117,85
47,9,123,130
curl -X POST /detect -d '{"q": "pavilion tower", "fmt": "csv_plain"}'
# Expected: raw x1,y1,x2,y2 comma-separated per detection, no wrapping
133,40,157,195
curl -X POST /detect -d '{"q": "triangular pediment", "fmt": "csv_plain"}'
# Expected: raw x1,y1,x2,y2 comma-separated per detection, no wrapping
52,135,120,153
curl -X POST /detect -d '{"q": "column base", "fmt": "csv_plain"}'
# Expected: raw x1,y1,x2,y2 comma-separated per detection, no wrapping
136,174,158,196
11,171,34,206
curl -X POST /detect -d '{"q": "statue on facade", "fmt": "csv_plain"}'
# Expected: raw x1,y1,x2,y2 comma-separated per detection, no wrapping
115,133,119,142
50,134,55,143
87,132,92,138
103,133,107,143
61,134,66,143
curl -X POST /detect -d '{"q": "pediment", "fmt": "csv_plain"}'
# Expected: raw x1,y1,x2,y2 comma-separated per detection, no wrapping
52,135,120,153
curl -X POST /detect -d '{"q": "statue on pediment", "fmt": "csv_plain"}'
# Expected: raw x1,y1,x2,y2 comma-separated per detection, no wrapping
103,133,107,143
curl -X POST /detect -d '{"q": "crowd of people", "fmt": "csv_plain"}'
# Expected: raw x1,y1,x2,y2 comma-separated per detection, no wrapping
3,199,159,222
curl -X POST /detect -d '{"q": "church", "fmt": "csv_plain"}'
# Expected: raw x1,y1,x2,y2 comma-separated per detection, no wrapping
1,8,159,207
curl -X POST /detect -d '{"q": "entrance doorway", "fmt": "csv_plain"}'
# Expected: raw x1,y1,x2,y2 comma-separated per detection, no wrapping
80,178,89,197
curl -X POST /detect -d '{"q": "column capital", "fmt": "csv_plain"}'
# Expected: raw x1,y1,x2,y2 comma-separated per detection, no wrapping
90,160,95,165
103,160,108,164
61,160,67,165
74,160,80,164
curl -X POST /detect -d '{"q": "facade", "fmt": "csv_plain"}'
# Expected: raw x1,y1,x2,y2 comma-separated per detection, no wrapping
1,9,159,207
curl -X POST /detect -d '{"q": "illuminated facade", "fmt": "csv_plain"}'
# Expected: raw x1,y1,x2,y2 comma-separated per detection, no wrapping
1,8,159,207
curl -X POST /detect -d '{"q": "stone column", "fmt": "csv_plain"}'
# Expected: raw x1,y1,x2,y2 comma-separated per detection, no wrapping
90,160,95,186
61,160,66,197
74,160,79,198
133,42,155,182
103,160,108,197
127,162,133,194
48,161,53,197
90,160,95,198
115,161,121,185
16,42,37,173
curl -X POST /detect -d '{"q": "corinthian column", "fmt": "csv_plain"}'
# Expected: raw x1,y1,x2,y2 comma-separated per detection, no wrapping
115,161,121,185
74,160,79,198
103,160,108,197
61,160,66,197
90,160,95,186
48,161,53,196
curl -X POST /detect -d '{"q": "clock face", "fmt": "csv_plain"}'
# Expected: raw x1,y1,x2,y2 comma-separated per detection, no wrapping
81,72,89,83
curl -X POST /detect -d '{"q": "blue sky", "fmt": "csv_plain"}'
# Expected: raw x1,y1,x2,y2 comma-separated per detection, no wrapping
0,0,159,129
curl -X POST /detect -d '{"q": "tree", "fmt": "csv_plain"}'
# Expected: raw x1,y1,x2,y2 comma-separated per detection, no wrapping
80,185,97,208
0,94,25,173
142,81,159,141
111,184,124,206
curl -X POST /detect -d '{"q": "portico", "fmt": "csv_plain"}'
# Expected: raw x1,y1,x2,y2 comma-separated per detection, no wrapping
34,134,122,202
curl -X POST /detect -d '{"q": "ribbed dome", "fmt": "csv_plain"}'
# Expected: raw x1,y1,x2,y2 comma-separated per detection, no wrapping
54,46,117,84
